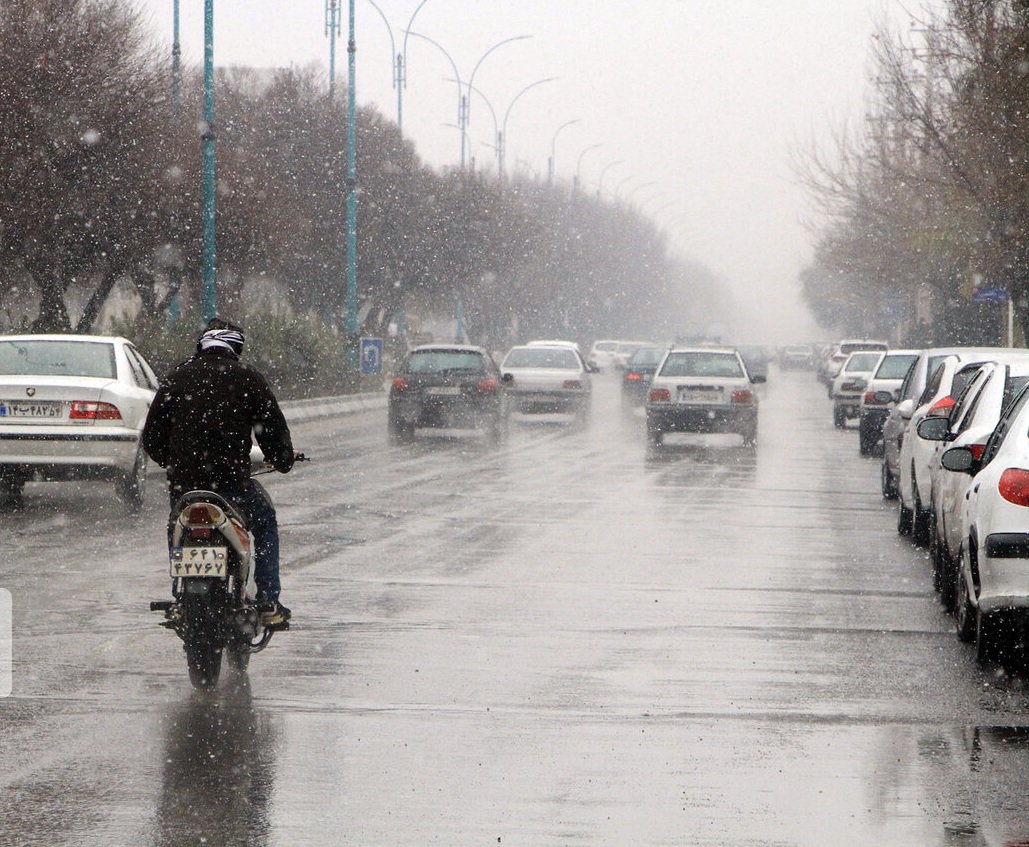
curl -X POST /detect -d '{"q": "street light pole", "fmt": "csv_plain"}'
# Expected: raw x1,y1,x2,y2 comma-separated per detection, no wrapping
574,144,602,192
346,0,359,367
597,160,623,199
548,118,580,184
326,0,341,98
201,0,217,323
499,76,556,179
465,35,531,169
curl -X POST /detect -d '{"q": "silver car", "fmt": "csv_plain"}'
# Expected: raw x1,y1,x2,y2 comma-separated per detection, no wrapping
0,334,158,511
501,344,594,422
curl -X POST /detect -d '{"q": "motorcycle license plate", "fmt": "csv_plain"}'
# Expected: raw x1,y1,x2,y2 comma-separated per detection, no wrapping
170,546,228,577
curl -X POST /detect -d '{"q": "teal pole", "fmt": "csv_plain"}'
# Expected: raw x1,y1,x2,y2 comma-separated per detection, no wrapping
201,0,217,323
346,0,358,367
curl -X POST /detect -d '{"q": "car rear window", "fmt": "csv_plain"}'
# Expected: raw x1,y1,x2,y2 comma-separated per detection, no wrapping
874,353,917,379
0,340,116,378
593,341,618,352
659,351,745,378
844,352,882,372
629,347,666,366
504,347,581,369
406,350,485,374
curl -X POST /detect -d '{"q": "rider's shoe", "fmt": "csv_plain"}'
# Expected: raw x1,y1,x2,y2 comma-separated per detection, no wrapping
259,600,291,627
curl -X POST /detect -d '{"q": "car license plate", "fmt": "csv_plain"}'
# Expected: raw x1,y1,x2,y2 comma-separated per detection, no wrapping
0,401,63,419
170,546,228,577
427,386,461,396
680,388,721,403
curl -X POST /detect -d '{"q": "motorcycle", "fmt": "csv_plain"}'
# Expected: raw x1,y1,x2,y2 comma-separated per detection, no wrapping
150,458,306,689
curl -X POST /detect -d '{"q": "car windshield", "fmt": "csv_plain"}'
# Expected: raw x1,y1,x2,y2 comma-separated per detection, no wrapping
844,352,882,372
659,351,745,378
875,353,918,379
628,347,666,367
406,350,485,374
504,347,581,369
0,340,116,378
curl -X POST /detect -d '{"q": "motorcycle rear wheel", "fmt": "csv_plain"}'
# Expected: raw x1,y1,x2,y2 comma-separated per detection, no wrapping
182,595,223,689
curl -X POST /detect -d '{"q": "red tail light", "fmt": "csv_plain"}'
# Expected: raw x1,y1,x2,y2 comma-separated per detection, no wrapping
187,505,218,525
477,378,498,392
999,468,1029,506
649,388,671,403
864,391,876,404
968,443,987,462
730,389,754,404
928,395,956,417
69,401,122,420
627,372,641,381
392,376,409,392
563,380,583,389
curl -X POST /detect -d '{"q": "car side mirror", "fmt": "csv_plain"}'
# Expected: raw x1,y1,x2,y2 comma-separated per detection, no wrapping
916,416,951,442
941,445,978,474
896,398,915,420
751,374,767,384
501,372,514,383
589,362,600,374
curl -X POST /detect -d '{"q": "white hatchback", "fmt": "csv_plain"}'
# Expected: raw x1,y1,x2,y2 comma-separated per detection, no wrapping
501,344,593,422
0,334,158,511
941,382,1029,663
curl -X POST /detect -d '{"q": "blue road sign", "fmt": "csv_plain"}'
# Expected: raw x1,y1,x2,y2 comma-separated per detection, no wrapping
359,337,383,375
972,285,1009,304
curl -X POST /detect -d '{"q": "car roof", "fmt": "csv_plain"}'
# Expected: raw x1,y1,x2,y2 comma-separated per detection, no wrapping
0,334,129,344
409,343,488,354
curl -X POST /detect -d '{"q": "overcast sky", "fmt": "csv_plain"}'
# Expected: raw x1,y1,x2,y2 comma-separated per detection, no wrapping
137,0,917,343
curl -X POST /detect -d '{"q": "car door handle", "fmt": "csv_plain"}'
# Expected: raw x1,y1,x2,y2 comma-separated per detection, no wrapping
973,484,980,493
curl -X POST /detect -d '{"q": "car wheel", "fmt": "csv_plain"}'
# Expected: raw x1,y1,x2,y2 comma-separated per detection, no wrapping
955,558,976,643
975,608,1008,665
117,448,148,514
833,404,846,428
858,417,878,456
898,497,913,536
881,461,898,500
741,424,757,449
388,417,414,443
0,474,25,511
912,489,931,547
647,423,663,446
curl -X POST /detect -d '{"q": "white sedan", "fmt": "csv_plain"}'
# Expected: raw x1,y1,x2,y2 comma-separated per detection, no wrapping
0,334,158,511
942,381,1029,663
500,344,594,422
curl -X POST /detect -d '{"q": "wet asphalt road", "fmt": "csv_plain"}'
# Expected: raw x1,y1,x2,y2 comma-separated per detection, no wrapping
3,366,1029,846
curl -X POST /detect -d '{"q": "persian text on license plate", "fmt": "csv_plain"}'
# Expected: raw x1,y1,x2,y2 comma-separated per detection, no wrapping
0,401,63,419
170,546,228,577
680,388,721,404
427,386,462,396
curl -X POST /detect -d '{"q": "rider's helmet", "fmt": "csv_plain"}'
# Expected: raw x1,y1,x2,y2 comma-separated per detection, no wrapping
197,317,245,359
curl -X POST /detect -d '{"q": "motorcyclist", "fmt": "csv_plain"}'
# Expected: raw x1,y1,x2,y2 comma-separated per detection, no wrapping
142,317,296,625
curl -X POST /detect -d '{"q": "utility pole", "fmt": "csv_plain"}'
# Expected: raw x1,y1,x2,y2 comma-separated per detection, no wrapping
326,0,341,98
345,0,359,367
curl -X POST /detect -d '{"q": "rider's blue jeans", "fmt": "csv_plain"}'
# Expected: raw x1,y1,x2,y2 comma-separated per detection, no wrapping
168,480,282,602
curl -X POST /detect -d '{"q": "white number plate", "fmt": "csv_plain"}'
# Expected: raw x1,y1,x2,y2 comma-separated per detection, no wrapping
427,386,461,396
0,401,63,419
680,388,721,404
170,546,228,577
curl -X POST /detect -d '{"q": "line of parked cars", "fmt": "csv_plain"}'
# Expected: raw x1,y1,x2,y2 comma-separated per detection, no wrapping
839,341,1029,667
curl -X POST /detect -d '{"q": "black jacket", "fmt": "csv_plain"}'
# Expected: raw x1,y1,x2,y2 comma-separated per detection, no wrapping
142,347,294,494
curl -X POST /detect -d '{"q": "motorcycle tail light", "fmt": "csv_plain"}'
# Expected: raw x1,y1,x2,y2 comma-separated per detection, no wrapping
999,468,1029,506
731,389,754,404
190,528,213,541
477,378,498,392
187,504,218,525
649,388,671,403
70,401,122,420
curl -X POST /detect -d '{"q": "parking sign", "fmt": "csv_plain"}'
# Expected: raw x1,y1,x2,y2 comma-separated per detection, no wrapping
360,337,384,375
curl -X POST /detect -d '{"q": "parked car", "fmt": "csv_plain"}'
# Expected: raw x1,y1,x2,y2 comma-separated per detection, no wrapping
881,346,1016,501
818,339,888,389
620,345,669,406
939,381,1029,663
645,347,763,448
831,350,884,428
897,352,1011,544
387,344,510,442
0,334,158,511
500,343,593,422
917,355,1029,610
588,339,621,371
780,344,814,369
857,349,919,455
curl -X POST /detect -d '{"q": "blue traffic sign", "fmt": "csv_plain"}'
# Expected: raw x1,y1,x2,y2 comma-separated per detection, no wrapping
972,285,1009,303
359,337,383,375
